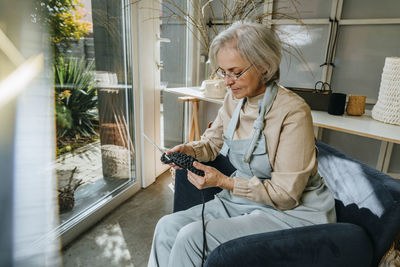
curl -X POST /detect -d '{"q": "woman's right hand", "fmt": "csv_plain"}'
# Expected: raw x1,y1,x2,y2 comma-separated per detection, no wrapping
165,144,195,169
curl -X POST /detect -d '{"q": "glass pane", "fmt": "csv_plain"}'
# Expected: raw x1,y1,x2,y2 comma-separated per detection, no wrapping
160,24,187,87
160,1,187,148
331,24,400,98
273,0,332,19
341,0,400,19
209,1,265,21
161,0,187,24
277,24,330,88
51,0,136,224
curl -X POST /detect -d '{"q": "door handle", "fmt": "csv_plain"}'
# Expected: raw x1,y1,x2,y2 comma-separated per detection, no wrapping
156,61,164,70
156,34,171,43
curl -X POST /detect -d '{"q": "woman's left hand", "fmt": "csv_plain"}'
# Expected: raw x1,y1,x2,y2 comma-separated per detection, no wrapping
187,161,234,191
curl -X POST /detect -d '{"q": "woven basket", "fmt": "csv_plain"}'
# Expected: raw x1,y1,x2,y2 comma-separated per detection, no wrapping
101,144,130,179
372,57,400,125
346,95,366,116
379,232,400,267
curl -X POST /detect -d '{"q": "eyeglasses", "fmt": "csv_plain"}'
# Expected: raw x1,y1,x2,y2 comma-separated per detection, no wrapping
215,64,253,81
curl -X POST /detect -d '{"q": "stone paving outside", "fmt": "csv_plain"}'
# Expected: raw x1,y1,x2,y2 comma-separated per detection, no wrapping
55,141,103,189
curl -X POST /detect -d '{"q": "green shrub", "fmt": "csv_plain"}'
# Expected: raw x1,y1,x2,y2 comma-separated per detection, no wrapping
33,0,91,58
54,56,98,138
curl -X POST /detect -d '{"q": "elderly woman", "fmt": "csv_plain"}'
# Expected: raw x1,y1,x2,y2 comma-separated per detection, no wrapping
148,21,336,267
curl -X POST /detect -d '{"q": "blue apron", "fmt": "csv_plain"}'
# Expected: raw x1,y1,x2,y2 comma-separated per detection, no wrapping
216,82,277,206
219,82,277,179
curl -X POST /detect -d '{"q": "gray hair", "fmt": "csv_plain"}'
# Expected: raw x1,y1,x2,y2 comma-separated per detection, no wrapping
209,21,282,83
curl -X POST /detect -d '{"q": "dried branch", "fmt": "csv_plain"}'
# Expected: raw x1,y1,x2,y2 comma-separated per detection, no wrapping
134,0,312,76
68,167,78,189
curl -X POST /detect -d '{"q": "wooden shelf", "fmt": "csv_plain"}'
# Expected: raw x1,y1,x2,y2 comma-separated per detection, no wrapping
311,110,400,144
164,87,224,105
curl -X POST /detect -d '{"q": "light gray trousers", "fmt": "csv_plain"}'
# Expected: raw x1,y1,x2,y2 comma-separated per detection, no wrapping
147,195,300,267
148,172,336,267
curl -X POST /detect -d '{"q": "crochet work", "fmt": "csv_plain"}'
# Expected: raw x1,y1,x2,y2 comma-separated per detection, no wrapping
372,57,400,125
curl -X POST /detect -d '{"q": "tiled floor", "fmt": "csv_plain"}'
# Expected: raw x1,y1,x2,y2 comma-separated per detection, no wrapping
62,171,173,267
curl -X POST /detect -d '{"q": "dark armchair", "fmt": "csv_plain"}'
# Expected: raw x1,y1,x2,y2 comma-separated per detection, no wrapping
173,141,400,267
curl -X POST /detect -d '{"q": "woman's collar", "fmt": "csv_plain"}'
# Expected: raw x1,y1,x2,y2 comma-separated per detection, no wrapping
246,92,265,106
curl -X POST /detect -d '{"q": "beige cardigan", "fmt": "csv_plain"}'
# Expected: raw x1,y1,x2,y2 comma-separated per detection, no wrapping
189,85,318,210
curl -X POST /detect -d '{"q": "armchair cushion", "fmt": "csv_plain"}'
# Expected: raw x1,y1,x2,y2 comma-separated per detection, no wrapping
172,142,400,266
205,223,373,267
316,141,400,266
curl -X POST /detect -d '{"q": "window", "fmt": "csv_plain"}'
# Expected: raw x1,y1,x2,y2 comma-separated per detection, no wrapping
160,0,188,148
38,0,140,245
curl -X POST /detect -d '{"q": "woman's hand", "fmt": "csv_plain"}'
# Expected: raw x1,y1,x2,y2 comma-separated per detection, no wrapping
168,144,195,157
187,161,234,191
165,144,196,170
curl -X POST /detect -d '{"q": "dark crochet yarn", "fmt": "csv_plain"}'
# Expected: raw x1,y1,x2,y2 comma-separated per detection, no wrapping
161,152,205,176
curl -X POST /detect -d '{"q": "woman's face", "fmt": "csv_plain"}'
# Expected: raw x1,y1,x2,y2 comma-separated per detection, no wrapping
216,44,266,99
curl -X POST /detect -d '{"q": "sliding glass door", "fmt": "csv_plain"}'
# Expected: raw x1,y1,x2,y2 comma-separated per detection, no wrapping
49,0,140,244
2,0,146,263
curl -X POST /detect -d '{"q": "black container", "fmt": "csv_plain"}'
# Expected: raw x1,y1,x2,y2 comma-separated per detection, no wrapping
328,93,347,115
288,87,331,111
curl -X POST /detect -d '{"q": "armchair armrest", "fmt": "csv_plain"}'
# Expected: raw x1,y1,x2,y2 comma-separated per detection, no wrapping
205,223,373,267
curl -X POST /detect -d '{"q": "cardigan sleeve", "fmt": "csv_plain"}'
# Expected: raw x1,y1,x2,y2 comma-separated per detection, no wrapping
231,102,317,210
